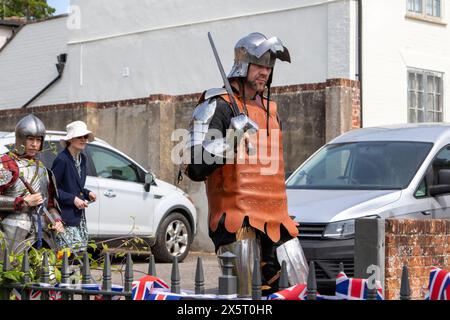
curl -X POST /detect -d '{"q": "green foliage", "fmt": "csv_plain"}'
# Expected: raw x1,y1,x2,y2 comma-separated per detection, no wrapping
0,0,56,20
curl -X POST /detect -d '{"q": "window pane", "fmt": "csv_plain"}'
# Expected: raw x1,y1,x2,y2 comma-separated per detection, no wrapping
417,0,423,12
417,109,424,122
89,146,139,182
408,91,415,108
409,108,417,123
436,95,442,112
408,72,415,89
426,111,434,122
418,92,424,109
435,77,442,94
426,0,433,15
417,73,424,91
435,0,441,17
427,93,434,111
427,75,435,93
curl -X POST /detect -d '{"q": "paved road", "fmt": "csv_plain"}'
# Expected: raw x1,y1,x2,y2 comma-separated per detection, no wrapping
91,251,221,294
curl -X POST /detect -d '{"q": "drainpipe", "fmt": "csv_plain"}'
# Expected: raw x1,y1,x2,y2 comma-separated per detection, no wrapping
357,0,363,128
22,53,67,108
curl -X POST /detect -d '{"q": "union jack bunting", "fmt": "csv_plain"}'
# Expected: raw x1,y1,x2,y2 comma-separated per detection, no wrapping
335,272,383,300
268,284,308,300
146,290,183,300
131,275,169,300
267,284,341,300
11,289,42,300
425,267,450,300
82,283,124,300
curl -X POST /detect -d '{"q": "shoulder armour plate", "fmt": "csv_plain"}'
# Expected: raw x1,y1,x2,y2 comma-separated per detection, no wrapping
204,88,227,100
193,99,217,123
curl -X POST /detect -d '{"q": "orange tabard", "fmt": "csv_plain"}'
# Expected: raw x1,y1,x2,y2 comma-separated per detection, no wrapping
206,94,299,243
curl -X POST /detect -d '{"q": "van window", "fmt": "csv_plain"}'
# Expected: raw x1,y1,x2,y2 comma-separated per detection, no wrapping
417,144,450,197
88,145,143,183
287,141,433,190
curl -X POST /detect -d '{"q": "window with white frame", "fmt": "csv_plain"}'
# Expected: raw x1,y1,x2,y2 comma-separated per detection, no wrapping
407,0,442,18
408,69,443,123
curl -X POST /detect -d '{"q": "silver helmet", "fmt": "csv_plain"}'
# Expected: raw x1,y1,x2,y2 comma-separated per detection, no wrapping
227,32,291,80
14,114,46,155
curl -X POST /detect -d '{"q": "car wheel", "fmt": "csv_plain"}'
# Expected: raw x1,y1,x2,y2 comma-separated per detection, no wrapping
152,212,192,263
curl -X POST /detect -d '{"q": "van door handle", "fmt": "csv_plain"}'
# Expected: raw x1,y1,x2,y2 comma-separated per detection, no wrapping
421,210,431,216
104,190,116,198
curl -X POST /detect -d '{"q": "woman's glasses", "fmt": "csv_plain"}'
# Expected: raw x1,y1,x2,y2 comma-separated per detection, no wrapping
76,134,90,140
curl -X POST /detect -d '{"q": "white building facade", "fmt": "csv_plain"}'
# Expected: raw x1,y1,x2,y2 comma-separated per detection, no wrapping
0,0,448,127
362,0,450,126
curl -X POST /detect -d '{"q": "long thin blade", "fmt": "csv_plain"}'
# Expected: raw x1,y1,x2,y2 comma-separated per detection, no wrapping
207,32,241,117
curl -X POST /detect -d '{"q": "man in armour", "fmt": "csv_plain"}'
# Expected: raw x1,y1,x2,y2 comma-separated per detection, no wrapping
182,32,308,296
0,114,64,256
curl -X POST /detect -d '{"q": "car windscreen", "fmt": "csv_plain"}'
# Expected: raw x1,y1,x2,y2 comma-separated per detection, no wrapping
286,141,433,190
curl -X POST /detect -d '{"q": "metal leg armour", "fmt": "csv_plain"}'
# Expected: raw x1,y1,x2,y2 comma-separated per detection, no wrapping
217,228,261,298
1,222,32,255
276,237,309,286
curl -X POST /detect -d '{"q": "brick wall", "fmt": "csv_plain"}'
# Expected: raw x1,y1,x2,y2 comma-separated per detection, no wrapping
384,219,450,300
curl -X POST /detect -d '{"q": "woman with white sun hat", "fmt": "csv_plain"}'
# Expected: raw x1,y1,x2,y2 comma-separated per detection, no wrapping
51,120,97,252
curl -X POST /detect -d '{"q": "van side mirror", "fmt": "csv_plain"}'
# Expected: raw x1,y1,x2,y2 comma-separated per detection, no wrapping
429,185,450,197
429,168,450,197
144,173,155,192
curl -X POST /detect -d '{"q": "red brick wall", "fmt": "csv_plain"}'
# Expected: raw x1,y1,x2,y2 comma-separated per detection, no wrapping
384,219,450,300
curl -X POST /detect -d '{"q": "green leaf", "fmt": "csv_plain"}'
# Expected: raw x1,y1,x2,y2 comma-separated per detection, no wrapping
2,271,24,283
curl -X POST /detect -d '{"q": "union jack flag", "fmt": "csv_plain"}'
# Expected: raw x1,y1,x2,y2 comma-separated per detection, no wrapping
131,275,169,300
335,272,383,300
425,267,450,300
268,284,308,300
146,290,183,300
81,283,124,300
11,288,46,300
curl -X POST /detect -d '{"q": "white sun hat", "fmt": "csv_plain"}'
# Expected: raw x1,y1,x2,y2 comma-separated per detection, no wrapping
60,120,95,147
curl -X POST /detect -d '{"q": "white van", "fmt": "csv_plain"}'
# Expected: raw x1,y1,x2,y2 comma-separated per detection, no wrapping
0,131,197,262
286,123,450,289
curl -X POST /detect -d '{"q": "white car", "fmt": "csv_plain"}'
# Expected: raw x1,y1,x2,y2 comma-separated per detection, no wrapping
0,131,197,262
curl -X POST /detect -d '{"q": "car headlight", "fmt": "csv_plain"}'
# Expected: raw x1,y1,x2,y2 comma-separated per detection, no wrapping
323,219,355,239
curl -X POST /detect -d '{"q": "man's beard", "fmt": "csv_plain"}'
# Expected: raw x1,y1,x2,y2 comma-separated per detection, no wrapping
248,79,266,93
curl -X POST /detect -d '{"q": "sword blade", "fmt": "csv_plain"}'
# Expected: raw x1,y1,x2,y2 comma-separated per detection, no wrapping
207,32,241,117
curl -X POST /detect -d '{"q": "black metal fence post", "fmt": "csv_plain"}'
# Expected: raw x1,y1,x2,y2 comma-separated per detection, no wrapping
171,256,181,294
195,257,205,295
218,251,237,297
124,252,134,300
60,251,71,300
102,252,112,300
307,261,317,300
400,265,411,300
279,260,289,291
81,251,91,300
40,251,50,300
148,254,157,276
21,250,30,300
251,254,261,300
1,247,11,300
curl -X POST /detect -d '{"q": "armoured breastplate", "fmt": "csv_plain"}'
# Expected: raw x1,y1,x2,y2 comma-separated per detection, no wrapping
206,94,298,243
3,158,49,212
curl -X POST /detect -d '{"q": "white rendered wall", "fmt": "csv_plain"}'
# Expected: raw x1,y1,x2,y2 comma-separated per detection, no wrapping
0,0,357,108
362,0,450,127
65,0,352,103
